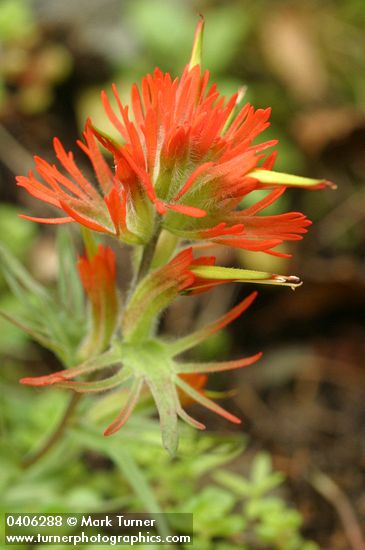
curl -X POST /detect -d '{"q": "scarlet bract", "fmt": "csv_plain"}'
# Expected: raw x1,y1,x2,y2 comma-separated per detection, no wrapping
17,51,330,256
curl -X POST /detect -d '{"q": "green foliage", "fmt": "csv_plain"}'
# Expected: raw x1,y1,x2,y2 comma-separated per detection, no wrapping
0,204,38,353
0,204,37,259
191,329,232,362
183,486,246,540
213,454,319,549
0,293,29,352
0,229,315,548
125,0,193,71
0,373,318,548
124,0,246,75
2,3,354,547
0,0,35,42
0,231,85,366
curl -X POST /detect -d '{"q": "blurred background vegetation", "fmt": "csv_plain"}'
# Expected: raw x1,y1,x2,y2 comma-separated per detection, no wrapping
1,0,365,548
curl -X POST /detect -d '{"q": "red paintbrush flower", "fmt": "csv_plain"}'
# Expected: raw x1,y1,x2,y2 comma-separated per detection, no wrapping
95,69,314,257
77,244,119,357
14,18,335,452
78,244,116,302
16,18,333,257
93,17,333,257
16,123,146,244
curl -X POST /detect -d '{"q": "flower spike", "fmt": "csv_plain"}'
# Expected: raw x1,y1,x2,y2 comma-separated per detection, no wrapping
17,55,334,256
12,16,335,454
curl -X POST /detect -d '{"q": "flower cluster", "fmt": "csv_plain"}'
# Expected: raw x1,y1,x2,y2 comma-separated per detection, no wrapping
16,18,331,257
16,18,332,452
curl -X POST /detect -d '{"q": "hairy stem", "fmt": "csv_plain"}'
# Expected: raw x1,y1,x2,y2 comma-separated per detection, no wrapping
135,226,161,284
21,392,82,469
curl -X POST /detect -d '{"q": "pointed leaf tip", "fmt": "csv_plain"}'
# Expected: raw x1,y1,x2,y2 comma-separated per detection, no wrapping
147,377,179,456
19,374,66,386
103,379,143,436
189,14,205,69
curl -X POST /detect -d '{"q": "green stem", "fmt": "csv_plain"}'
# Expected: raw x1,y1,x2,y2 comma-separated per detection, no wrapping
81,227,98,259
21,392,81,469
135,226,161,284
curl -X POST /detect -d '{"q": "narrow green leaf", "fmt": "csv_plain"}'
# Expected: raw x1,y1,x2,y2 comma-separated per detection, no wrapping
103,378,143,435
190,265,302,288
107,446,172,538
57,369,132,394
123,275,179,342
176,405,206,431
0,243,48,299
71,427,171,538
80,226,99,259
249,169,335,189
176,353,262,374
189,15,204,69
175,377,241,425
60,348,122,378
57,229,84,317
213,470,252,497
147,376,179,456
0,309,57,350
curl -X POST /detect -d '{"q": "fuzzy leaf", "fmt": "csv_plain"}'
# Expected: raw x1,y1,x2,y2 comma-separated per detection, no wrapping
0,309,59,352
57,369,132,394
249,169,335,189
177,353,262,374
104,378,143,435
175,377,241,425
148,375,179,456
0,242,85,365
20,348,121,386
57,228,84,318
190,265,302,288
0,242,48,300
